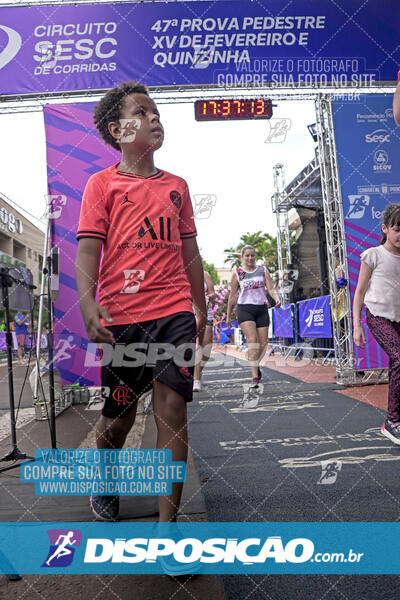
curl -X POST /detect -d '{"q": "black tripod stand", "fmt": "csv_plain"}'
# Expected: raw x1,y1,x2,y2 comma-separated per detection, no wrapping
0,267,33,474
42,255,57,449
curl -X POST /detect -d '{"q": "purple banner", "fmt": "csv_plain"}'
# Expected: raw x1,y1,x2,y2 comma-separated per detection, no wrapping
332,94,399,369
0,0,399,96
44,103,121,385
0,332,6,351
0,332,18,351
298,296,332,339
272,304,294,338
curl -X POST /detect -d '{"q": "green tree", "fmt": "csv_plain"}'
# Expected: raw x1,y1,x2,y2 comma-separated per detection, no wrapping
201,258,219,285
257,234,279,273
223,246,241,269
224,231,294,274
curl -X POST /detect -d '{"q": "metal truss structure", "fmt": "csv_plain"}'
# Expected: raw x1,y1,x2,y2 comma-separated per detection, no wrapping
0,85,392,115
314,95,356,385
271,164,291,285
315,95,389,386
272,156,322,293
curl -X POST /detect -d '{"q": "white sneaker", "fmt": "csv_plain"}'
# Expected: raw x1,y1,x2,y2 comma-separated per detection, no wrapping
193,380,202,392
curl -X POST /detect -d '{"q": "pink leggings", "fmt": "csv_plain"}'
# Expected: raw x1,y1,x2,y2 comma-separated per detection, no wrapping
366,309,400,422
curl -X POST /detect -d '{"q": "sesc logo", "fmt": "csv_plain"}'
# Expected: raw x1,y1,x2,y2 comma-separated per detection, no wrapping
365,129,390,144
0,25,22,69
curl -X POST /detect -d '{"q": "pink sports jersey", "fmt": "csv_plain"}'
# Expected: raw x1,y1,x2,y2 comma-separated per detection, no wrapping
77,164,197,325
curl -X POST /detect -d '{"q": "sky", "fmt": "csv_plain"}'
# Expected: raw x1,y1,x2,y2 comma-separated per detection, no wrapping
0,97,317,267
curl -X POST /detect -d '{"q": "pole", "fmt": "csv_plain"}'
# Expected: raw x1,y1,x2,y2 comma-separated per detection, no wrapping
45,256,56,449
33,213,50,400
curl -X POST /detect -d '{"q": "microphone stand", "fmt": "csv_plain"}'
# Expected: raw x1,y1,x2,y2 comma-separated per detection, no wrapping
43,256,57,449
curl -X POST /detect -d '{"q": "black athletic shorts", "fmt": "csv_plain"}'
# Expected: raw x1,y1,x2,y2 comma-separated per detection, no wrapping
237,303,269,328
100,311,196,419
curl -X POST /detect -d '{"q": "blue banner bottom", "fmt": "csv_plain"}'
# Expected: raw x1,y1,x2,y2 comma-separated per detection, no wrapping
0,522,397,574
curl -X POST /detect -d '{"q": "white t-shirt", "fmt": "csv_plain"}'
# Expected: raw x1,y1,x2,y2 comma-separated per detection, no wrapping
361,245,400,322
204,280,213,322
236,265,267,305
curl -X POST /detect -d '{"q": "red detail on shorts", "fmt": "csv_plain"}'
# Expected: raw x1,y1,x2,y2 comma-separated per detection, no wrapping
180,366,190,377
112,386,133,405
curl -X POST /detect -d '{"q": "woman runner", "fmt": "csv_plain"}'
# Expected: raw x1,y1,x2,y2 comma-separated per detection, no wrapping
226,245,281,388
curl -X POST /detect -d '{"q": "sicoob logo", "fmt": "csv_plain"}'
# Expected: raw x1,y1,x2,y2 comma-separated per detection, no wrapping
170,191,181,208
0,25,22,69
42,529,82,567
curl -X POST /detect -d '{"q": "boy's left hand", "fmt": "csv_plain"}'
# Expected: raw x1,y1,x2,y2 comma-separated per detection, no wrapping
195,313,207,346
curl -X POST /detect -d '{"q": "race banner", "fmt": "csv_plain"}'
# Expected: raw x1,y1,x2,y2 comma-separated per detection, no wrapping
272,304,294,338
298,296,332,338
0,0,399,96
332,94,400,369
44,102,121,386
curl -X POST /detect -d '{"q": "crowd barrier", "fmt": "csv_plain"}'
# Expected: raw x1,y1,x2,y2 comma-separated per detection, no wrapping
0,332,48,354
207,299,335,364
268,296,334,365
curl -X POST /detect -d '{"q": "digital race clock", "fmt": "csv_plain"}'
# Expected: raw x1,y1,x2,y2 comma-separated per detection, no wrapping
194,98,273,121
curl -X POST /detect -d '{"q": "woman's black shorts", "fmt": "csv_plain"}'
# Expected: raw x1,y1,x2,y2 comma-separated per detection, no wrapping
237,303,269,328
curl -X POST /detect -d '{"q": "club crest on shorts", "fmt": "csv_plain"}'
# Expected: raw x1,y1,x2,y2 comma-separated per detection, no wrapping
180,366,190,377
112,385,133,406
170,190,182,208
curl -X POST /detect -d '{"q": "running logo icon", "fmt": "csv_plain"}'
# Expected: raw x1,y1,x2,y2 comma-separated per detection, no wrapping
346,195,370,219
0,25,22,69
317,460,342,485
119,118,141,143
305,310,314,328
42,529,82,568
193,194,217,219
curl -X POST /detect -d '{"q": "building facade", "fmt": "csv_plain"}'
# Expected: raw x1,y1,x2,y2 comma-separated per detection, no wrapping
217,267,233,285
0,192,45,295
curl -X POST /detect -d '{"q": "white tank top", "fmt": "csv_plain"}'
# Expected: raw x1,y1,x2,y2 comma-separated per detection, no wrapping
236,265,267,305
204,279,214,321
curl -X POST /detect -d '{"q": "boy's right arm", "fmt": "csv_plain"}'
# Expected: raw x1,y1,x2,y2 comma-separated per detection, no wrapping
75,238,115,343
352,261,372,348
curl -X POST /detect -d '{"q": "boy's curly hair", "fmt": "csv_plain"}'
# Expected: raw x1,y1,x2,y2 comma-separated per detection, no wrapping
93,81,149,151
